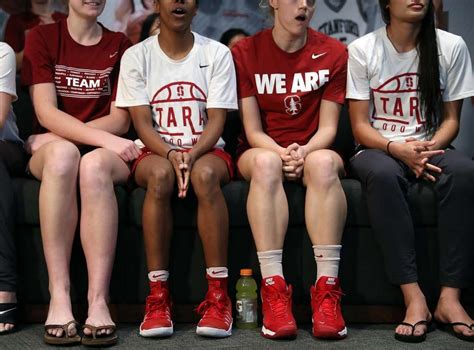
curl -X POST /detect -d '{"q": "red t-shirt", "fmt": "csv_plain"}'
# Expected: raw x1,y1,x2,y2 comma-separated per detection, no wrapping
232,28,347,155
21,19,131,134
4,11,67,53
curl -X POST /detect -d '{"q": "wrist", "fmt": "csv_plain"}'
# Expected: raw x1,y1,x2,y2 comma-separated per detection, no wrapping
166,148,176,160
386,140,394,156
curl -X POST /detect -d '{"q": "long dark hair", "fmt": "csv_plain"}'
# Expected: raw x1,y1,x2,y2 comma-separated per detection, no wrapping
379,0,441,136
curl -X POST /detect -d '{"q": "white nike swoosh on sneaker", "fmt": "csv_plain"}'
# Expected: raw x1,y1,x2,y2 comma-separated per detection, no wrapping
312,52,327,59
261,325,276,336
338,327,348,336
0,307,16,315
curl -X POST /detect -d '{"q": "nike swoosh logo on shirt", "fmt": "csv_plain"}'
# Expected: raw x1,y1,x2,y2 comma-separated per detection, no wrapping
312,52,327,60
0,307,16,315
109,51,119,58
199,64,209,68
0,53,8,59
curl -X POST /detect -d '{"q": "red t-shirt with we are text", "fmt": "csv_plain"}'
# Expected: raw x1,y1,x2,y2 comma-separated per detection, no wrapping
231,28,347,156
5,11,66,53
21,19,131,133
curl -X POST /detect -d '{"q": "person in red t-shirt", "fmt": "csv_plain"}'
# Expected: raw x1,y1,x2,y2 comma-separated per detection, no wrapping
4,0,66,71
21,0,140,346
232,0,348,341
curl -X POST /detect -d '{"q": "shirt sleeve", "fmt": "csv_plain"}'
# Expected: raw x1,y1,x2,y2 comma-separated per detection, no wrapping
442,37,474,101
206,47,238,110
110,35,132,102
322,46,348,104
231,42,256,99
346,42,371,100
115,46,150,107
4,16,24,53
0,44,17,101
21,26,54,87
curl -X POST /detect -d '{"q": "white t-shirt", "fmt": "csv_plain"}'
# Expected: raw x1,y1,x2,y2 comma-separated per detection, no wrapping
116,32,238,149
310,0,372,45
347,27,474,142
0,42,21,143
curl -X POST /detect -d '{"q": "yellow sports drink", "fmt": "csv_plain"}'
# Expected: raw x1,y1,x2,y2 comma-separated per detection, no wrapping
236,269,258,329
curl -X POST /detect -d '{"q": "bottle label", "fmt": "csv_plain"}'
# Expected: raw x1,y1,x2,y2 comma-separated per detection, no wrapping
236,298,257,323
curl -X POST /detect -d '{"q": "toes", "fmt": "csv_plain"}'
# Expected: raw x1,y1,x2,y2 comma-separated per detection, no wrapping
5,323,14,331
0,323,5,332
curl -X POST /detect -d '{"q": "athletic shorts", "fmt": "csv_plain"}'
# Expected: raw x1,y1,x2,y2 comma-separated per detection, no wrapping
130,147,234,180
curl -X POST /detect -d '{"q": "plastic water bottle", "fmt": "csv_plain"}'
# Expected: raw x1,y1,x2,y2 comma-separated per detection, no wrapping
236,268,258,329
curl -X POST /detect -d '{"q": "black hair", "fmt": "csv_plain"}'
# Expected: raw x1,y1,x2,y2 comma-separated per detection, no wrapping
379,0,441,136
139,13,160,42
219,28,249,47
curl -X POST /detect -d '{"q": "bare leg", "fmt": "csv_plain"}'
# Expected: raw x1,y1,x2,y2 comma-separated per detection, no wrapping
190,154,230,267
134,155,175,270
79,149,131,335
303,150,346,245
237,149,287,251
29,141,81,337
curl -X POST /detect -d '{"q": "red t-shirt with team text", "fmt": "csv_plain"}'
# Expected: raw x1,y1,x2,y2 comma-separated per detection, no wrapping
231,28,347,156
21,19,131,134
5,11,67,53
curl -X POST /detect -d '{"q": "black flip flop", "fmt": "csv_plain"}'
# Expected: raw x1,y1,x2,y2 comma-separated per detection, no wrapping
44,320,81,345
437,321,474,342
394,320,434,343
0,303,17,335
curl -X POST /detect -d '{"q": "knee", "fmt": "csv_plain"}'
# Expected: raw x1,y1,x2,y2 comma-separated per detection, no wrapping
304,152,340,188
146,166,174,200
79,151,112,191
43,142,80,178
191,166,220,197
251,152,283,188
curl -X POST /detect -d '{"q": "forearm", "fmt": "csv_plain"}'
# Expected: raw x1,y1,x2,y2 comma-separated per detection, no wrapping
353,123,392,152
135,124,171,157
429,119,459,150
86,113,130,136
303,127,337,154
247,130,285,154
188,118,224,159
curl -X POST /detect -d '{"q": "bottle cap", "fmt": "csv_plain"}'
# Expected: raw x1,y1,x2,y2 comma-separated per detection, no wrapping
240,268,253,276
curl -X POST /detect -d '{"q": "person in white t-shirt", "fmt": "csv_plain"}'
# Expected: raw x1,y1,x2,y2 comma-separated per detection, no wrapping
116,0,237,339
347,0,474,343
0,42,26,336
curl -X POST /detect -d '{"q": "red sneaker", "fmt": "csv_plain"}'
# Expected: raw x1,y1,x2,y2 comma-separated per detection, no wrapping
311,276,347,339
260,276,297,339
139,281,173,337
196,276,233,338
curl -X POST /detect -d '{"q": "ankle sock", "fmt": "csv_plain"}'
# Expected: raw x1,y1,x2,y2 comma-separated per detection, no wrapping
313,245,341,283
148,270,169,282
257,249,284,279
206,267,228,279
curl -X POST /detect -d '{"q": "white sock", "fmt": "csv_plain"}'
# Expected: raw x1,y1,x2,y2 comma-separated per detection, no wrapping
257,249,284,279
313,245,341,282
206,267,228,278
148,270,169,282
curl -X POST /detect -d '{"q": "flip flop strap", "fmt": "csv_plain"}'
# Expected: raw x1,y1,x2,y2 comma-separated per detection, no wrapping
0,304,17,324
83,324,116,339
450,322,473,330
45,320,79,338
399,320,429,336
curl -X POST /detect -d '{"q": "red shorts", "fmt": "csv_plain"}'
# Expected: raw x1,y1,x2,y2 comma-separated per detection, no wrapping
130,147,234,180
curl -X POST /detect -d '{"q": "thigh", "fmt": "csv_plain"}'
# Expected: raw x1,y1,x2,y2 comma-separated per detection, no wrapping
28,140,80,180
302,149,345,186
134,154,175,188
191,152,230,185
80,148,132,184
429,149,474,174
237,148,283,181
349,149,406,182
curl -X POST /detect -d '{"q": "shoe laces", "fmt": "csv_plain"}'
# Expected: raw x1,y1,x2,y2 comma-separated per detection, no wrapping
145,294,170,319
196,293,229,320
267,288,291,319
315,289,343,319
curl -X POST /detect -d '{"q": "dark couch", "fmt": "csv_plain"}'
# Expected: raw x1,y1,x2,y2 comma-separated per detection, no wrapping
11,91,474,323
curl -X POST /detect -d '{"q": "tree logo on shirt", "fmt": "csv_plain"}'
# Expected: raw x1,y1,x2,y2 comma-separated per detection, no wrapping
284,95,302,116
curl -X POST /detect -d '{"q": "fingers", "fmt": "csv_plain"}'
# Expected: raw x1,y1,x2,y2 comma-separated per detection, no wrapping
420,149,444,158
425,162,442,173
422,171,437,182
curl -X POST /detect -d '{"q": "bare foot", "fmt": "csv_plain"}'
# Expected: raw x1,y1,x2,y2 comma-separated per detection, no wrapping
84,301,115,336
0,291,17,333
395,297,431,337
44,296,77,338
435,295,474,338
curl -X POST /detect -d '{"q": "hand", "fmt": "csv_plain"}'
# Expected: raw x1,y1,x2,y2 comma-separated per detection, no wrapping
25,133,64,154
283,158,304,181
168,151,195,198
284,143,307,161
102,135,142,162
390,140,444,178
